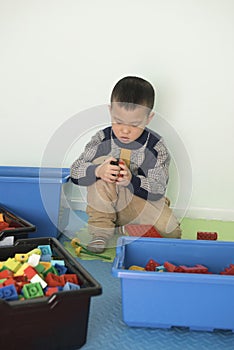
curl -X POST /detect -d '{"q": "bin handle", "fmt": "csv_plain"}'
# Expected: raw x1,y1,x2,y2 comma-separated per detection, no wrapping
112,244,125,276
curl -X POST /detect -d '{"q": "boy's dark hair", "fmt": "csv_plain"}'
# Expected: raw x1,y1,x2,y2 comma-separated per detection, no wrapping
111,76,155,110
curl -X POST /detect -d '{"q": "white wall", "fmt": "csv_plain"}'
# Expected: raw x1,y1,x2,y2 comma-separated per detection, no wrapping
1,0,234,220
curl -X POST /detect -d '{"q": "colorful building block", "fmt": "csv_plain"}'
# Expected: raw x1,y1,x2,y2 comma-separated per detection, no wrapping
197,232,218,240
0,284,18,301
63,282,80,291
4,258,21,273
45,273,65,287
38,245,52,256
54,264,67,275
22,282,44,299
28,253,41,267
145,259,160,271
14,253,29,262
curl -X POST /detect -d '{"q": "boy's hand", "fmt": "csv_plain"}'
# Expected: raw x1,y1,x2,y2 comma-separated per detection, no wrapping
116,159,132,186
95,157,120,183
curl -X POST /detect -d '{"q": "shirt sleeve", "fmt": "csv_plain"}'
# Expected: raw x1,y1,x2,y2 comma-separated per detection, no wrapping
127,138,170,201
70,130,104,186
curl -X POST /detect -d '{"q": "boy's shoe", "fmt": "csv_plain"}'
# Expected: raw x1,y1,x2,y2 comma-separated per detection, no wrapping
87,237,107,254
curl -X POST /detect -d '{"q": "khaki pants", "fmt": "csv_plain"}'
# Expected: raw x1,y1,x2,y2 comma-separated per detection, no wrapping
86,179,181,241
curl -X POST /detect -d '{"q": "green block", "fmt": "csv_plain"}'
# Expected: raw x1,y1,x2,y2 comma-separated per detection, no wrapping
34,263,45,274
43,266,58,277
22,282,44,299
0,278,7,284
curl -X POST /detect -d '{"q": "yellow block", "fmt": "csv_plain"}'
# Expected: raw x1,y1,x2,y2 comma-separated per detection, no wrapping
128,265,145,271
14,263,29,276
15,253,29,262
0,213,4,221
40,261,52,270
120,148,131,168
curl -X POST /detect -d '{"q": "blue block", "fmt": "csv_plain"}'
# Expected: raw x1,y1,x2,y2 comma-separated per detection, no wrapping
63,282,80,291
40,254,51,262
0,285,18,301
54,263,67,275
0,166,70,238
38,245,52,256
51,260,65,266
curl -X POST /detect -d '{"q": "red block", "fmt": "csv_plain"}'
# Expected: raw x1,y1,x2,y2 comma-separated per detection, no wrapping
164,261,177,272
0,270,13,279
45,287,60,296
197,232,218,240
145,259,160,271
63,274,79,285
45,273,65,287
24,266,37,280
125,225,162,238
179,264,208,274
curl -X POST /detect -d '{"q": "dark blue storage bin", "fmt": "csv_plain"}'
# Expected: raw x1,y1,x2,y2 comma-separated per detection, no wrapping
112,237,234,332
0,166,70,237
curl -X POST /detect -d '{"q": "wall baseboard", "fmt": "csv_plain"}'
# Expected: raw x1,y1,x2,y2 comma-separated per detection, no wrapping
173,207,234,222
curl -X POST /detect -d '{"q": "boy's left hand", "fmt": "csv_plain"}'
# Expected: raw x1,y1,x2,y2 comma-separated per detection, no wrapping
116,159,132,186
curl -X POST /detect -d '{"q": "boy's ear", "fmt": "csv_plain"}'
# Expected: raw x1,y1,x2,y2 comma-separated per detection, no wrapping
146,111,155,125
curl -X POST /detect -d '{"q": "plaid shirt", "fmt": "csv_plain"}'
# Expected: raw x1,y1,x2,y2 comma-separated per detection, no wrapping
70,126,170,201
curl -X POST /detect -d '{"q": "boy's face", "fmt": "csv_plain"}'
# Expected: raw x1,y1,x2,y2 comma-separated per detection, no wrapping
110,103,154,144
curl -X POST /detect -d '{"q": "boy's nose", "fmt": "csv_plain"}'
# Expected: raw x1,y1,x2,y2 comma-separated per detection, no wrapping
121,124,130,133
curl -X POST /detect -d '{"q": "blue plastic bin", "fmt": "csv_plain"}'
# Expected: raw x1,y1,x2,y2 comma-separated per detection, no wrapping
112,237,234,332
0,166,70,238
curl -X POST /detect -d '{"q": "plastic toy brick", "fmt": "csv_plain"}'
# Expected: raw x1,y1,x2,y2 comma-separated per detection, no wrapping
45,286,60,296
0,284,18,301
197,232,218,240
30,274,47,289
38,245,52,256
40,261,52,270
3,277,16,287
51,259,65,266
43,266,59,277
179,264,209,273
164,261,177,272
14,253,29,262
128,265,145,271
22,282,44,299
220,264,234,275
24,266,37,280
27,248,42,256
14,263,29,277
27,253,41,267
45,273,65,287
125,224,163,238
0,221,9,230
145,259,160,271
63,274,79,285
0,269,13,279
40,254,52,262
34,263,46,274
54,264,67,275
63,282,80,291
155,265,166,272
4,258,21,273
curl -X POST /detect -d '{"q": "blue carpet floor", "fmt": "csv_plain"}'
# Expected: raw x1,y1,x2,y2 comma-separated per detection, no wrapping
77,259,234,350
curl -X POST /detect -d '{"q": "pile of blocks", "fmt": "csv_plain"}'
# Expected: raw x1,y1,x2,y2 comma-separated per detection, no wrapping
0,245,80,301
128,258,234,275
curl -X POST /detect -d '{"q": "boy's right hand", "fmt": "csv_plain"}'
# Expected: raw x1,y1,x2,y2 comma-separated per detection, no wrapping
95,157,120,183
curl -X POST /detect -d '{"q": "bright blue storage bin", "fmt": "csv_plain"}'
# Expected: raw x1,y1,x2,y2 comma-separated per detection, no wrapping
0,166,70,238
112,237,234,332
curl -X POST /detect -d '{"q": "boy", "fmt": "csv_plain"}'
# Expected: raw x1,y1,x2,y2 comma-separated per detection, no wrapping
70,76,181,253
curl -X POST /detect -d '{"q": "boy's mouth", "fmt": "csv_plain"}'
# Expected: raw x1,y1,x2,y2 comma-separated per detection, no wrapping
119,136,130,143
